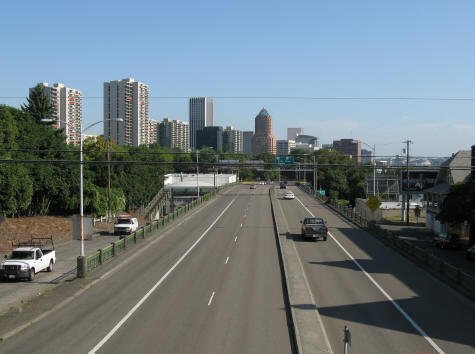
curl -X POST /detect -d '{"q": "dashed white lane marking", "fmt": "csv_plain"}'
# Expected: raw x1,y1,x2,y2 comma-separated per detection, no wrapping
208,291,216,306
225,256,229,264
294,195,445,354
234,236,238,242
88,198,237,354
240,223,243,227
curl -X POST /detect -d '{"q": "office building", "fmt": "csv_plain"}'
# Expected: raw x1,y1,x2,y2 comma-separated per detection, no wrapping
223,126,243,153
295,134,319,147
361,149,374,164
35,82,82,145
243,131,254,154
196,126,223,151
277,140,296,156
252,108,276,155
189,97,213,150
104,78,150,147
287,128,303,141
333,139,362,163
158,118,190,152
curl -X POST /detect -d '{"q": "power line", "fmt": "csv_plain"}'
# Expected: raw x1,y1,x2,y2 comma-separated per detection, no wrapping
2,96,475,101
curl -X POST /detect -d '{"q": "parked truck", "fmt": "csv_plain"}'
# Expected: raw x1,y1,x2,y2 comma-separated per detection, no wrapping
0,237,56,281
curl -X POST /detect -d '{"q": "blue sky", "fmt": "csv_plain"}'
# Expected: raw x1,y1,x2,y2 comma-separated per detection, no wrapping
1,0,474,156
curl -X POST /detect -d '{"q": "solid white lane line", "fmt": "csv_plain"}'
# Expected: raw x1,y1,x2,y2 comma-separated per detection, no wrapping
225,256,229,264
208,291,216,306
294,196,445,354
88,198,237,354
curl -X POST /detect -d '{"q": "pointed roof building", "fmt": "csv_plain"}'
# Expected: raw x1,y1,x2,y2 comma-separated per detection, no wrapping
252,108,276,155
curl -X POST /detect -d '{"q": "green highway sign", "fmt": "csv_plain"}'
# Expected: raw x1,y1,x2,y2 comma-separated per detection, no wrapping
275,156,294,165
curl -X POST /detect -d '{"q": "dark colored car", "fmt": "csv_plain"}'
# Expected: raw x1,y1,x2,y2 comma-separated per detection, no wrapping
433,233,459,249
280,182,286,189
466,245,475,260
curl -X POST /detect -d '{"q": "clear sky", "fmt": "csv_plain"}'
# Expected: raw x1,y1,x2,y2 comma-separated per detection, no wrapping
1,0,474,157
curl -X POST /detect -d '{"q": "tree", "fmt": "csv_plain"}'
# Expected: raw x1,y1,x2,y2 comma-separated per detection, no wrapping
0,164,33,216
437,180,472,227
21,84,54,124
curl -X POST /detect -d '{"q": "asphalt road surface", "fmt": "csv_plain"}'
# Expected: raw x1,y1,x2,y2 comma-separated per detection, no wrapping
0,185,293,354
275,186,475,354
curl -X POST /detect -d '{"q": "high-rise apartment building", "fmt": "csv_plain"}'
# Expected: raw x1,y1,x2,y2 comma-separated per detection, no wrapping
333,139,362,163
277,140,296,156
35,83,82,145
287,128,303,141
158,118,190,152
361,149,374,164
223,126,243,153
252,108,276,155
149,120,158,144
243,131,254,154
104,78,150,147
189,97,213,150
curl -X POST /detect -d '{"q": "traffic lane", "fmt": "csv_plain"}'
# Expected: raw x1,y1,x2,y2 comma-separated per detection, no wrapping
194,186,293,353
289,187,475,353
275,189,437,354
0,186,245,354
95,188,252,354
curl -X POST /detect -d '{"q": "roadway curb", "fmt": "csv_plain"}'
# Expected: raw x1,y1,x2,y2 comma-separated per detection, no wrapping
269,188,333,354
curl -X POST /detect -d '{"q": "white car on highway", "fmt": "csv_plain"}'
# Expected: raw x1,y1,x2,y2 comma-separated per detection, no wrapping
284,191,295,199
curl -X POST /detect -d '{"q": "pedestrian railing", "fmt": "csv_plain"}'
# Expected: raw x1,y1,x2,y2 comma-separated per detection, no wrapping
79,183,236,277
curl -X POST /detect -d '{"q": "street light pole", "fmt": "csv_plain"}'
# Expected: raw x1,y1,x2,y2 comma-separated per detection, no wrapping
40,117,122,257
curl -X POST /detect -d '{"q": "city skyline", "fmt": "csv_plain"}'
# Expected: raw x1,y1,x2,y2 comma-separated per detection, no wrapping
1,1,474,156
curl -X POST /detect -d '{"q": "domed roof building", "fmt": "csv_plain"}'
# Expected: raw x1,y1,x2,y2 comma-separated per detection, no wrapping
252,108,276,155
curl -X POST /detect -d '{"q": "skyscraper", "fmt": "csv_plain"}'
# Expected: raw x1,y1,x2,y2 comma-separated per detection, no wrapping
242,131,254,154
189,97,213,150
104,78,150,146
34,82,82,145
196,126,223,151
287,128,303,141
252,108,276,155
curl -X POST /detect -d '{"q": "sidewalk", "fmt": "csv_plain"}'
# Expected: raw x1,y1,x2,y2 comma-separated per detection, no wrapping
0,234,119,315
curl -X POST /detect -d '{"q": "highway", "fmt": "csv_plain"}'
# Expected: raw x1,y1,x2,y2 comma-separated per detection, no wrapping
1,184,474,354
0,185,293,354
274,186,475,354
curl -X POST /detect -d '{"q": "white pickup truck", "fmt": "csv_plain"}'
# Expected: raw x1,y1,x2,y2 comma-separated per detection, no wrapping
0,237,56,281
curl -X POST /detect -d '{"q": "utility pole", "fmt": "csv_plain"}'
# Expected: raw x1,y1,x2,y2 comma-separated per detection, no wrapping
196,150,199,198
107,138,111,222
403,140,413,224
313,154,317,192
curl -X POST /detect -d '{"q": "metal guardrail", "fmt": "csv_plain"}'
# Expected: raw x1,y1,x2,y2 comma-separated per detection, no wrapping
78,183,236,278
297,184,475,298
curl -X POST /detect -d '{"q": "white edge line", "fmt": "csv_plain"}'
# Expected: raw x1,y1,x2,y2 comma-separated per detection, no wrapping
294,195,445,354
88,198,236,354
225,256,229,264
208,291,216,306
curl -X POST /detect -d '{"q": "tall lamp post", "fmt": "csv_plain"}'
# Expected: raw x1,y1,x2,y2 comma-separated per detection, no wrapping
41,118,122,257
